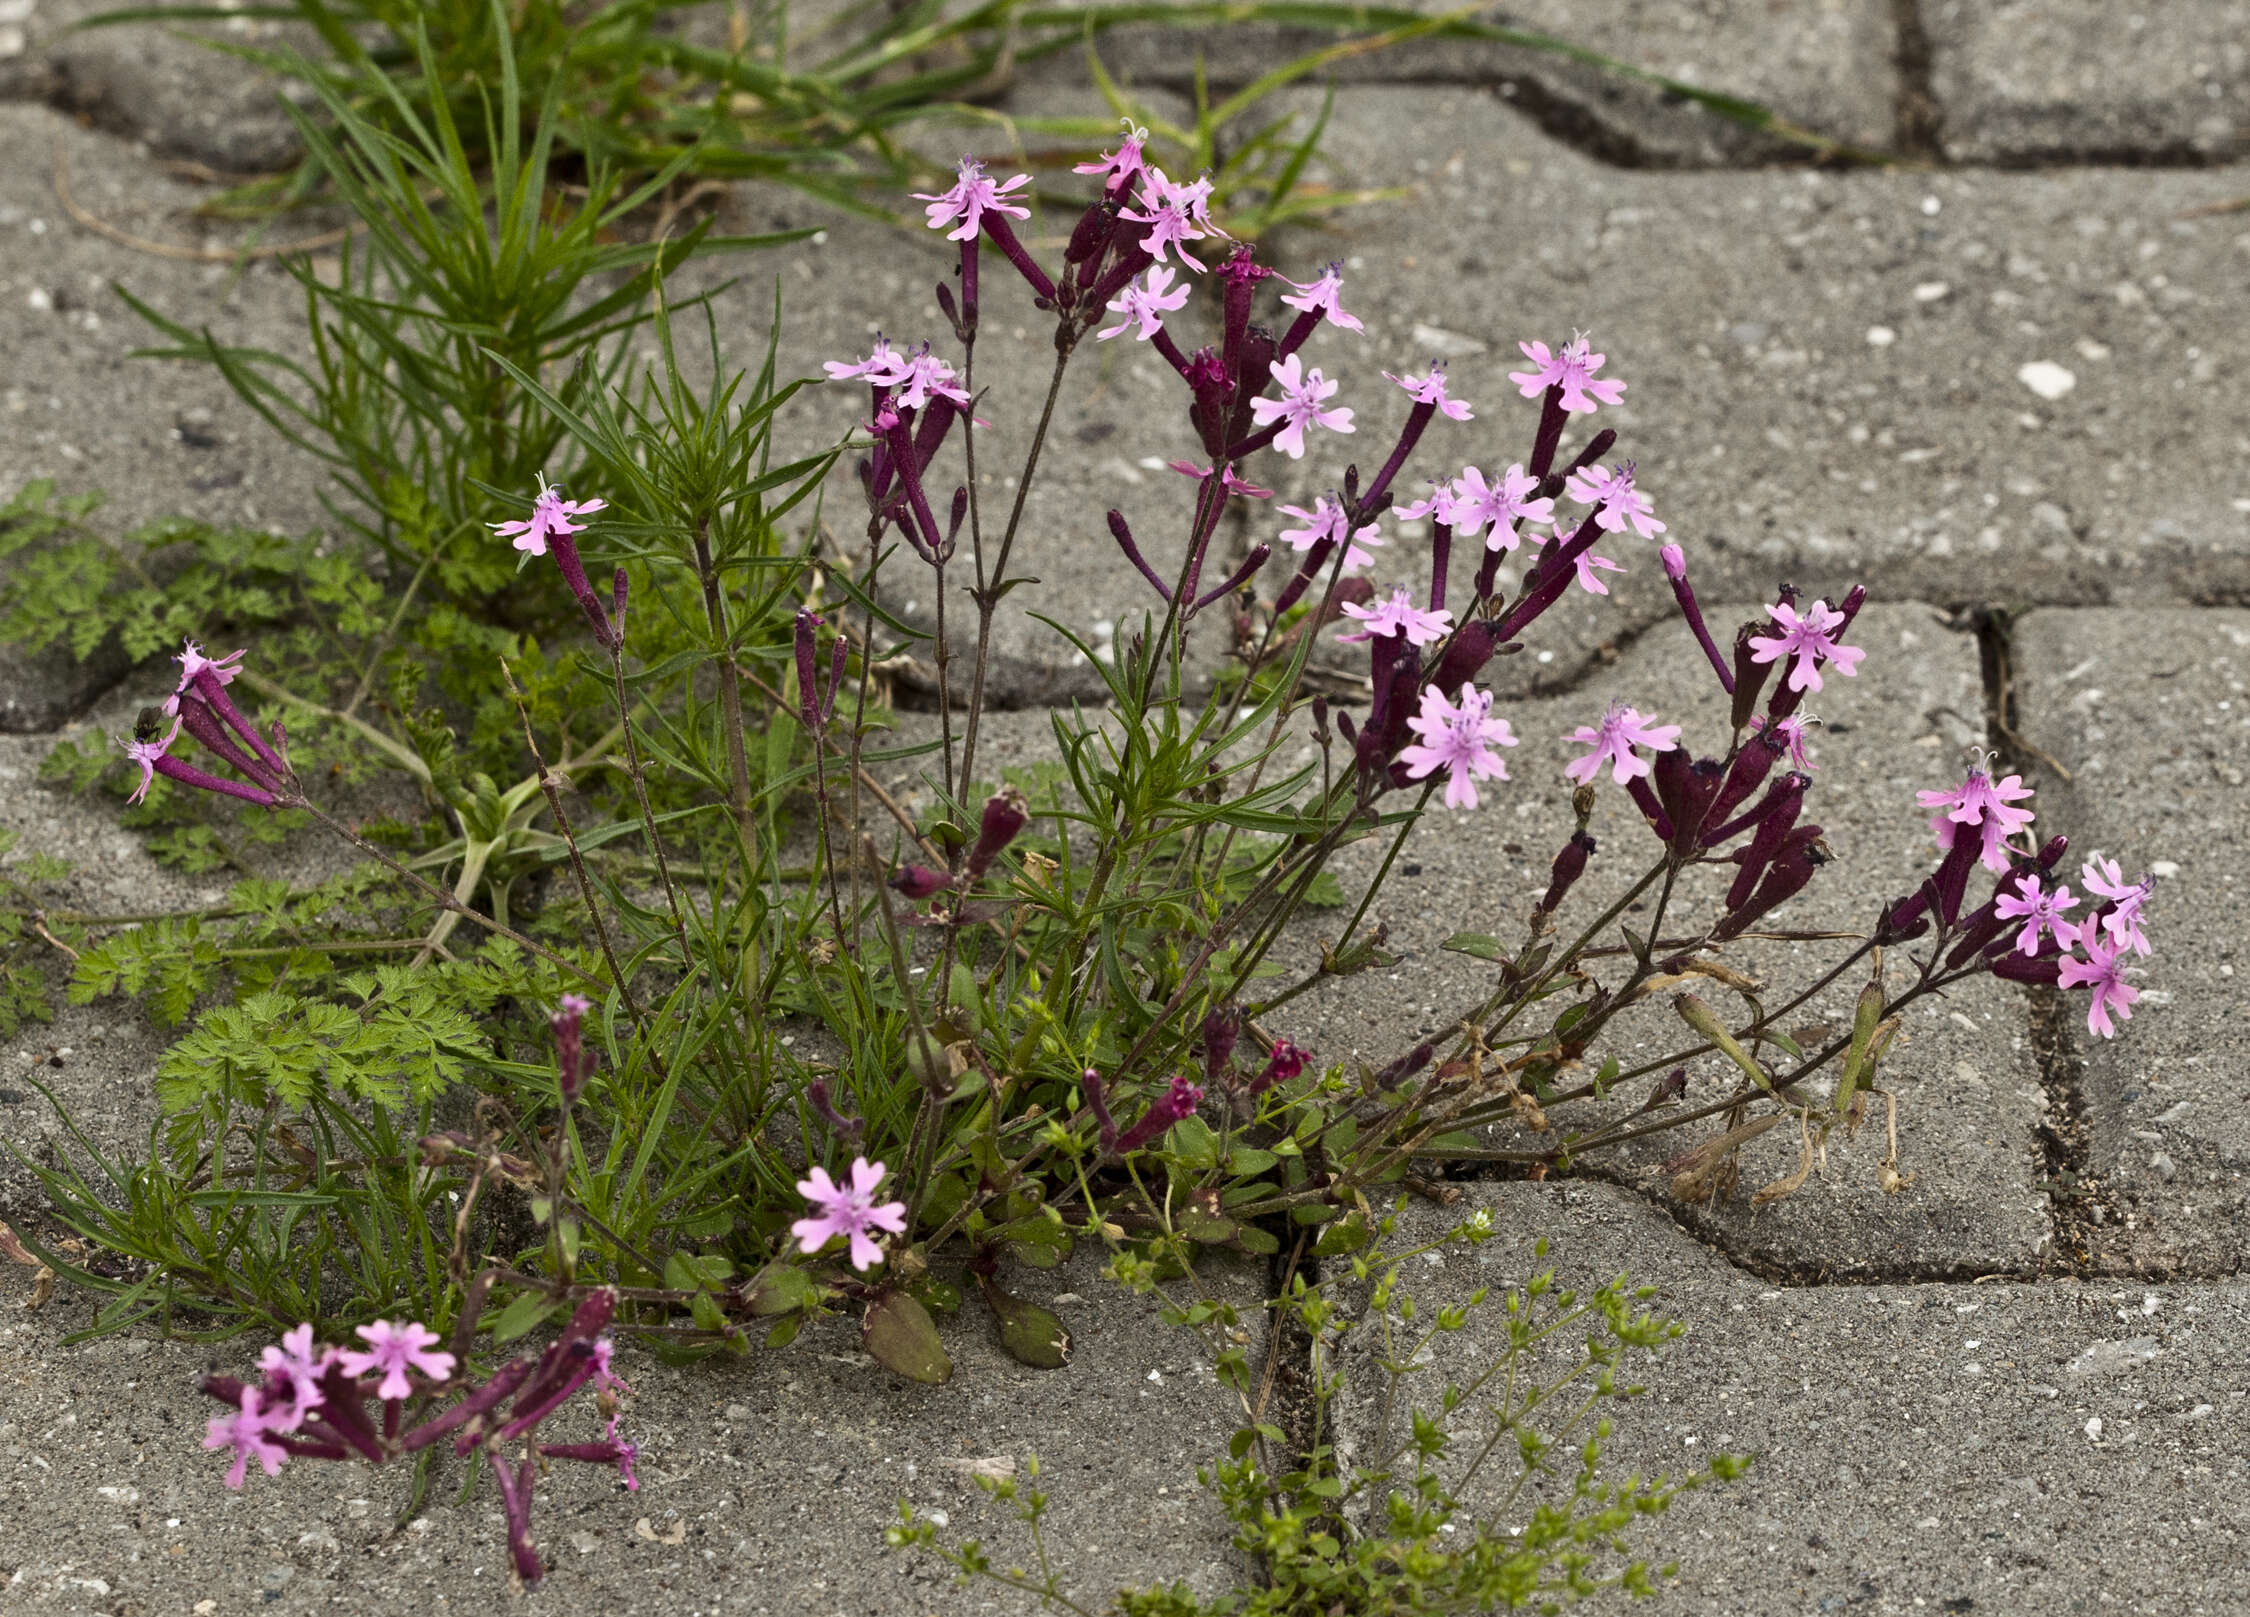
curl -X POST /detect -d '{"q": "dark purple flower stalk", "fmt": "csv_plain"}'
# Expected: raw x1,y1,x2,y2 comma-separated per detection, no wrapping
1930,830,1984,927
1540,830,1596,913
807,1079,865,1144
1271,537,1335,616
795,608,825,729
977,212,1057,302
1703,727,1786,836
171,693,286,793
1661,544,1735,694
955,237,981,338
1625,774,1673,840
1112,1075,1205,1156
1492,510,1606,641
1426,618,1498,694
877,409,949,563
1081,1068,1120,1155
1083,244,1155,314
1713,826,1825,937
1526,383,1570,480
1372,1042,1434,1091
1191,545,1271,614
1651,748,1721,850
1730,621,1777,731
399,1359,535,1452
493,1453,545,1584
1705,763,1804,853
1219,246,1269,379
1426,520,1452,613
1109,509,1175,602
1363,401,1439,514
551,993,594,1106
1724,775,1807,910
179,668,288,779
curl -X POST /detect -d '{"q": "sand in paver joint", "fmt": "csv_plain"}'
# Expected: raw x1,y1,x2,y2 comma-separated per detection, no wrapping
2,5,2245,1607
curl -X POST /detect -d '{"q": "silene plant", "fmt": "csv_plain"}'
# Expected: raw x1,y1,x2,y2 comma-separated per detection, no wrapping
140,116,2155,1595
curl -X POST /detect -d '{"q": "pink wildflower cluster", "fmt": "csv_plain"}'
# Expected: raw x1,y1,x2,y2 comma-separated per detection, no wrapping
122,639,296,810
200,1292,637,1587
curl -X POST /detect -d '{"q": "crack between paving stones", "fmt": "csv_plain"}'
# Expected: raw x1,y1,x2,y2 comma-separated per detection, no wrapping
1888,0,1946,162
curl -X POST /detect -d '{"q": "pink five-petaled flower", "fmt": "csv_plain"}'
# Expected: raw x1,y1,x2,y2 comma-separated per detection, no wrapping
913,156,1032,242
1278,263,1363,334
1993,874,2080,956
123,717,180,806
589,1336,635,1400
1121,167,1220,268
163,640,246,717
1508,334,1626,413
1165,459,1272,500
1382,365,1473,421
1249,354,1354,460
1916,764,2036,873
205,1387,289,1490
1400,683,1518,809
2080,854,2153,957
1337,586,1452,646
823,336,906,385
256,1324,331,1430
1564,462,1666,540
489,473,605,559
1747,599,1865,694
338,1319,455,1403
1278,495,1383,571
2058,934,2141,1039
791,1156,908,1272
1073,119,1148,189
1098,265,1192,342
1564,701,1682,787
1448,464,1553,553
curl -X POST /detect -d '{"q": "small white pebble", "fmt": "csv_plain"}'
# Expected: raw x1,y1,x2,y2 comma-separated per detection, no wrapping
1865,325,1897,348
2084,1416,2104,1442
1920,196,1941,215
2017,361,2077,400
2150,860,2179,879
26,287,52,312
1912,281,1950,302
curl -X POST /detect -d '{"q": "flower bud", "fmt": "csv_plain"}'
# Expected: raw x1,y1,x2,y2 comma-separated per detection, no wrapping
1372,1042,1434,1091
889,864,952,901
1201,1006,1241,1084
1730,620,1775,731
1426,619,1497,694
1539,830,1595,913
551,993,594,1106
965,788,1029,881
1248,1039,1310,1095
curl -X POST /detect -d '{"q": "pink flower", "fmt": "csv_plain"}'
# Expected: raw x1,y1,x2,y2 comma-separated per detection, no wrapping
490,474,605,559
1399,683,1518,809
1248,354,1354,460
1121,167,1221,268
339,1319,456,1402
607,1417,641,1490
792,1156,908,1272
1097,265,1192,342
1508,334,1626,414
1916,764,2036,873
1073,119,1149,189
1564,701,1682,786
1278,495,1383,571
1383,364,1473,421
1747,599,1864,693
1393,480,1455,525
2080,854,2153,957
1993,874,2079,956
1748,713,1816,771
1529,522,1625,595
123,717,180,806
256,1324,332,1430
891,347,972,412
1564,462,1665,540
590,1336,635,1400
1448,464,1552,553
913,156,1032,242
1278,263,1363,334
824,337,907,385
163,640,246,718
2058,934,2141,1039
1165,460,1273,500
1337,586,1452,646
205,1387,289,1489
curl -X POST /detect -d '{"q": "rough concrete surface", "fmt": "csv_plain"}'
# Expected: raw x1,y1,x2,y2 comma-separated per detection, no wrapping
1925,0,2250,165
3,9,2249,1615
0,1247,1264,1614
1337,1181,2250,1616
2012,607,2250,1277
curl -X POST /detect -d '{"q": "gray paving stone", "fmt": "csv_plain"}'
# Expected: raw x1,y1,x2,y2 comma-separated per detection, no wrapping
0,1247,1263,1613
2012,606,2250,1277
0,0,308,173
1334,1181,2250,1615
1926,0,2250,165
1269,601,2054,1279
1029,0,1899,164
